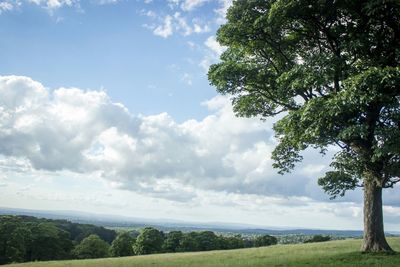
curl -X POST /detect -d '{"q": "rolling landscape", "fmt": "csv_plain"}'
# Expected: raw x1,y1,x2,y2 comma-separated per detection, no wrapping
5,238,400,267
0,0,399,266
0,207,371,236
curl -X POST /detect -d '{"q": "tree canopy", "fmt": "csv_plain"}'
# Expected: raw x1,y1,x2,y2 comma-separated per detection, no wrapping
133,227,164,255
110,232,135,257
209,0,399,252
72,234,110,259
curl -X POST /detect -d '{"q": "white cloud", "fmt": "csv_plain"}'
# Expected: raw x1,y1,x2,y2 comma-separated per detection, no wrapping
0,1,14,13
180,73,193,86
147,11,210,38
0,75,321,201
143,9,156,18
180,0,208,11
193,22,210,33
0,0,125,15
94,0,122,5
153,15,173,38
214,0,232,24
205,35,225,56
173,12,192,35
200,35,226,71
28,0,78,10
1,75,398,211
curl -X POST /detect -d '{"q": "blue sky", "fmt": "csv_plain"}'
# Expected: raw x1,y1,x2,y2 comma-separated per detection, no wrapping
1,0,223,121
0,0,399,231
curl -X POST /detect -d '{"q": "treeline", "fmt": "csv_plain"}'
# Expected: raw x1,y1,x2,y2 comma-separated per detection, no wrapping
0,216,278,264
131,227,278,255
73,228,278,259
0,215,116,264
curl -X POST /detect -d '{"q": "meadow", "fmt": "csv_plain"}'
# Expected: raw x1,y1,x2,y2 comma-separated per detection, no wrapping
7,237,400,267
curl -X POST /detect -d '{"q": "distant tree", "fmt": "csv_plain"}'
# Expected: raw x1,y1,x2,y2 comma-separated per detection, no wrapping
196,231,220,251
9,215,117,244
133,227,164,255
110,232,135,257
73,234,110,259
243,238,255,248
27,222,73,261
72,224,116,244
208,0,400,252
0,216,31,264
179,232,200,252
254,235,278,247
219,235,245,250
304,235,331,243
162,231,184,252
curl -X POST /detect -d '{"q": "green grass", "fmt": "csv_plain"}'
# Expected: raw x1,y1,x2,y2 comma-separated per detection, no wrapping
7,238,400,267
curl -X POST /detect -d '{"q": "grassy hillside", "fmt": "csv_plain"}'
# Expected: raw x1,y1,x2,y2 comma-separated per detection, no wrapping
7,238,400,267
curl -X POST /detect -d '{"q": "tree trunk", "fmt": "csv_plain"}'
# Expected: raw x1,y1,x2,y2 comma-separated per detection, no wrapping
361,179,393,252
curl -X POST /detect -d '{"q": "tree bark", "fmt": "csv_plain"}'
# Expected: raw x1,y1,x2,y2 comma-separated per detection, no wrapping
361,179,393,252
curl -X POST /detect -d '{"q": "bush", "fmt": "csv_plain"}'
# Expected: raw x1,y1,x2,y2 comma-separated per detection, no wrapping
304,235,331,243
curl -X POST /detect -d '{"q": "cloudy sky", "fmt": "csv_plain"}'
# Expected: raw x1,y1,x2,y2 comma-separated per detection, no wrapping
0,0,399,231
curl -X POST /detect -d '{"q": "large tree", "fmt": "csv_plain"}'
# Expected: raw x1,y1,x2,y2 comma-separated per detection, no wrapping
72,234,110,259
110,232,135,257
133,227,164,255
208,0,399,252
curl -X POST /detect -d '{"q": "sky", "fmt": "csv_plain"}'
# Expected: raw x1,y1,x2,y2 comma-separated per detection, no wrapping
0,0,399,231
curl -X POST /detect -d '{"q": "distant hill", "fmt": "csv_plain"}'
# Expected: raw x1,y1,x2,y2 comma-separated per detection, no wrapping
0,206,395,237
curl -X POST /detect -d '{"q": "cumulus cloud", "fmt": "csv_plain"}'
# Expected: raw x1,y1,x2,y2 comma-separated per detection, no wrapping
0,0,123,14
1,75,398,207
200,35,226,71
0,1,15,13
93,0,122,5
28,0,78,10
153,15,174,38
214,0,232,24
148,11,210,38
180,0,209,11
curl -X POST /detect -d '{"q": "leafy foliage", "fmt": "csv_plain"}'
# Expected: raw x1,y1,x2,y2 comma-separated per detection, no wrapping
254,235,278,247
27,222,73,261
72,234,110,259
208,0,400,197
133,227,165,255
0,215,117,264
0,216,31,264
209,0,400,252
162,231,184,252
110,232,135,257
304,235,331,243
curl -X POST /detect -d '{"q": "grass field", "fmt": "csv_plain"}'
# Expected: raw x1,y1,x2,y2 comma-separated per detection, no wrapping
7,238,400,267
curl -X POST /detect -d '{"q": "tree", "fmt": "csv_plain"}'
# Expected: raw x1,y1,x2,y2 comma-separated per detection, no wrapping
162,231,184,252
208,0,399,253
133,227,164,255
0,216,31,264
195,231,221,251
179,232,200,252
73,234,110,259
254,235,278,247
218,235,245,250
27,222,73,261
304,235,331,243
110,232,135,257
